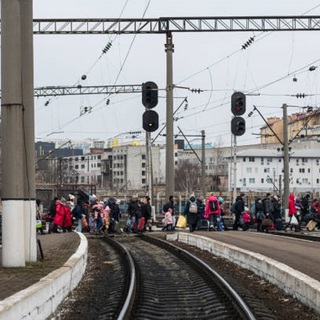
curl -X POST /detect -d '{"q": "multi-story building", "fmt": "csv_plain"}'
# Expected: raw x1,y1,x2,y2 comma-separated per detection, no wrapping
260,109,320,144
226,146,320,196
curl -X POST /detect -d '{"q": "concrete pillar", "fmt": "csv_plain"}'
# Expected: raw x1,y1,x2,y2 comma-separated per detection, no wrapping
1,0,26,267
20,0,37,262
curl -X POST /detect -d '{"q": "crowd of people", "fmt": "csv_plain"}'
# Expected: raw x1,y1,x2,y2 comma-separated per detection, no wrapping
43,193,153,235
40,190,320,235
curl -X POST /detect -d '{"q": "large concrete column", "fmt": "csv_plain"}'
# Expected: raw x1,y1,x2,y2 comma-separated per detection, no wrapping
1,0,26,267
21,0,37,262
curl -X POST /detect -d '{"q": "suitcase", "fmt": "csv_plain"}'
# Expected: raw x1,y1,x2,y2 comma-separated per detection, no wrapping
274,218,284,230
306,220,317,231
198,219,210,231
133,217,145,231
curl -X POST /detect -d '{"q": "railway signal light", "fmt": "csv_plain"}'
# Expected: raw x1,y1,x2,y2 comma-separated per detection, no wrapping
143,110,159,132
142,81,158,109
231,92,246,116
231,117,246,136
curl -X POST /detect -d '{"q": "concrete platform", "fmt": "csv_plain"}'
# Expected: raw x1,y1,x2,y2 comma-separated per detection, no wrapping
0,232,87,320
167,230,320,315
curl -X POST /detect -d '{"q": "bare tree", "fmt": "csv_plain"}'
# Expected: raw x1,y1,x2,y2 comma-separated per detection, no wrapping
175,159,201,194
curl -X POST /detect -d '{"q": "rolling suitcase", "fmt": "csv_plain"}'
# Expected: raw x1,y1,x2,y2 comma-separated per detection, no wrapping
133,217,145,231
306,220,317,231
198,219,210,231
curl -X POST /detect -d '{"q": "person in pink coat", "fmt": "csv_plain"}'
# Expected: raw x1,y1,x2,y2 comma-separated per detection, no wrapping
204,193,221,231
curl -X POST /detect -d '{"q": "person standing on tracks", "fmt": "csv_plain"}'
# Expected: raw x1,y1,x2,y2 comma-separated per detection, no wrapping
127,194,142,233
262,193,274,222
204,192,221,231
232,193,245,231
141,196,153,232
285,193,299,232
163,195,176,230
255,198,265,232
74,199,84,233
184,194,200,232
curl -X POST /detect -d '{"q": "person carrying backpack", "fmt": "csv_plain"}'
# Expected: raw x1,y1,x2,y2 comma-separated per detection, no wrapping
204,193,221,231
184,194,200,232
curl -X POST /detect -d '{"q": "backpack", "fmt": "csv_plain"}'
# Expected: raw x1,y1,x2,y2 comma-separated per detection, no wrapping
210,199,218,212
189,201,198,214
230,202,236,213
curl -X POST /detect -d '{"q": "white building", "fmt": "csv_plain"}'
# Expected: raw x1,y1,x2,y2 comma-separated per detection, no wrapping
227,148,320,195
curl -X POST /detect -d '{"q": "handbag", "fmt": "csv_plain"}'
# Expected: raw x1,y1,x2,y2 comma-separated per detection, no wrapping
290,215,298,225
176,215,187,229
36,220,42,229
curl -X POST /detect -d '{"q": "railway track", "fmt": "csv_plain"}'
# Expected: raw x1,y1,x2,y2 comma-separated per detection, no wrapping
107,234,256,320
55,232,320,320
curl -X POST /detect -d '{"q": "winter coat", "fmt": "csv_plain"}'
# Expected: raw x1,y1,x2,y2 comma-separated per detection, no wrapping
162,211,173,226
288,193,297,216
234,196,245,216
127,200,142,218
163,200,175,216
73,204,83,220
141,202,152,220
54,202,72,228
205,195,221,217
184,196,200,225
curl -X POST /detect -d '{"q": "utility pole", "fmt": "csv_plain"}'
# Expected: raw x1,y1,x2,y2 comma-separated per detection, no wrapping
282,104,290,222
165,32,175,200
233,134,237,202
201,130,206,197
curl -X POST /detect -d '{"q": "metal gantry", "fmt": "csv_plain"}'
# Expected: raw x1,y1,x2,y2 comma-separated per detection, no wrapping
14,16,320,34
33,84,142,97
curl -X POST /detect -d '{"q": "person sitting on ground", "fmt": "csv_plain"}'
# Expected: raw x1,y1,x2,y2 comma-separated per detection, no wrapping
162,208,173,231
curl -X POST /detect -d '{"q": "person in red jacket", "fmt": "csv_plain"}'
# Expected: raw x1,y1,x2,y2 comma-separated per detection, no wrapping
204,193,221,231
285,193,299,232
53,197,72,233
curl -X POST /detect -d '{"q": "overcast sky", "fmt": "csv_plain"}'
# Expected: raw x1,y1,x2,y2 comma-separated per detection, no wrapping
29,1,320,148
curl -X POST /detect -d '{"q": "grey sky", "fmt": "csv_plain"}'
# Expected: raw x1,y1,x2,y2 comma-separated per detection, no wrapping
31,0,320,147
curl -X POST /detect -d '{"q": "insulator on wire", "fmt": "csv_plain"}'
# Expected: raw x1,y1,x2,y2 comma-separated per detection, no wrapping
296,93,305,99
241,36,255,50
102,42,113,54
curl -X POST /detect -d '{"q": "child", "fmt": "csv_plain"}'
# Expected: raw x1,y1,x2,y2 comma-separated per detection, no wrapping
162,208,173,231
242,207,251,231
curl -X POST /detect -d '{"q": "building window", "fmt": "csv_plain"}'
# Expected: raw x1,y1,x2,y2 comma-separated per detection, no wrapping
242,178,246,186
302,158,308,163
141,154,146,160
290,168,293,173
75,165,79,169
308,168,310,173
261,158,264,165
142,163,146,168
142,171,146,176
142,179,146,184
243,157,246,162
249,178,255,184
317,159,320,166
264,168,270,173
246,167,252,173
249,157,255,162
81,164,85,169
266,158,272,163
80,176,85,183
302,178,308,184
317,178,320,184
296,159,299,165
261,178,264,183
299,168,305,173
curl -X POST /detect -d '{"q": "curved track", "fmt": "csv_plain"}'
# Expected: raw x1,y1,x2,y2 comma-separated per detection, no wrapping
109,235,255,320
